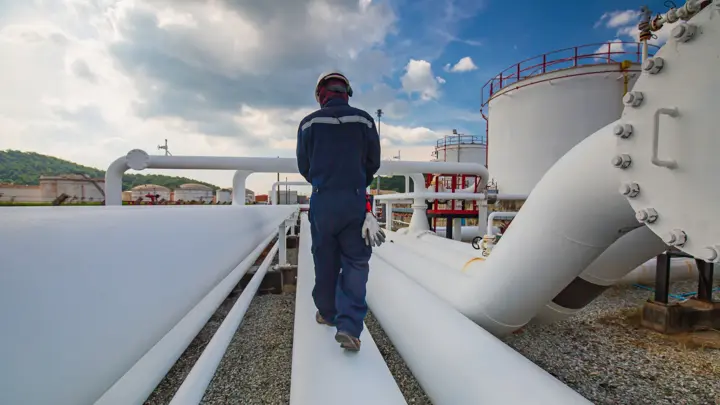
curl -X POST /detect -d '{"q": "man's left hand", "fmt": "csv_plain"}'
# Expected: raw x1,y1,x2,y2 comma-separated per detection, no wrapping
361,212,386,247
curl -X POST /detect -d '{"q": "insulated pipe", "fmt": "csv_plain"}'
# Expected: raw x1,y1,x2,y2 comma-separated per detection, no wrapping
169,242,280,405
0,205,295,405
532,225,667,324
373,122,640,335
105,150,488,205
290,215,407,405
96,230,278,405
232,170,252,205
486,211,517,236
372,192,487,201
270,181,309,205
366,255,592,405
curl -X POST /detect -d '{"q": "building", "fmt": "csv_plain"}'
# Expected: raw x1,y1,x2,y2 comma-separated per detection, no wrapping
173,183,214,203
255,194,269,204
0,184,42,203
269,189,298,205
130,184,171,202
39,174,105,202
216,188,232,204
245,189,256,204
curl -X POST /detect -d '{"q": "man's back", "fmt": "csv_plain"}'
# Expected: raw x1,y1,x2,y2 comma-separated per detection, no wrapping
296,98,380,192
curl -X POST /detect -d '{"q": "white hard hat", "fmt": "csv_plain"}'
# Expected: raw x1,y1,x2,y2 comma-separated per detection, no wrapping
315,71,353,103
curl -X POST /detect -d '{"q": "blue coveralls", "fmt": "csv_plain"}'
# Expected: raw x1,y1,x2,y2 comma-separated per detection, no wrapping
296,97,381,338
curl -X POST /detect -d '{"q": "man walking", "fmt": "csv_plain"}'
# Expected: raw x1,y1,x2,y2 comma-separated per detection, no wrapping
296,71,386,351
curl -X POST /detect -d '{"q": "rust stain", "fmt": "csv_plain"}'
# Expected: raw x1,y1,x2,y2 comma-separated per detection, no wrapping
461,256,485,273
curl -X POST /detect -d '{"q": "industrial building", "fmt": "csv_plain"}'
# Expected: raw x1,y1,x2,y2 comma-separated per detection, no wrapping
0,175,105,203
216,188,232,204
173,183,214,203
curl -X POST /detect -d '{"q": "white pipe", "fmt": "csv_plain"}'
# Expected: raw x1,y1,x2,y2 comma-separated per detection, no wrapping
452,219,462,241
97,230,278,405
105,150,488,206
372,192,487,202
232,170,251,205
271,181,309,205
385,201,393,231
435,226,501,242
169,242,280,405
278,222,288,265
366,255,592,405
532,225,667,324
486,211,517,236
0,205,295,405
290,215,407,405
374,121,639,335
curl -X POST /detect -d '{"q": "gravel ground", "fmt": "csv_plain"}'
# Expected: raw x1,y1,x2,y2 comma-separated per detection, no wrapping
505,280,720,405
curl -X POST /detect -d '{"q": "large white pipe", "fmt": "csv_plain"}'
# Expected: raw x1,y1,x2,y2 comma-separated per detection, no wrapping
372,192,487,201
532,225,667,324
366,255,592,405
270,181,309,205
96,230,278,405
290,215,407,405
105,150,488,205
169,242,280,405
374,121,639,335
0,205,295,405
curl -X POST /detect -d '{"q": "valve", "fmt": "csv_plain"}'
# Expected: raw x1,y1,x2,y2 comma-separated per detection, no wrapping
642,57,664,75
623,91,644,107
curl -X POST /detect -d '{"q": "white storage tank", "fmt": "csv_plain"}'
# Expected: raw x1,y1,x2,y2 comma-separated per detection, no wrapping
130,184,171,202
174,183,214,203
216,188,232,203
483,43,648,196
433,132,487,167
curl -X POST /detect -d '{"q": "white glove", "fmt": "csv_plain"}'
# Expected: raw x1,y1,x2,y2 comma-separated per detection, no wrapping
361,212,386,247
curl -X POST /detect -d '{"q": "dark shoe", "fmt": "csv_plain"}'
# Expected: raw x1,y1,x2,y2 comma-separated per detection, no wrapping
316,311,336,327
335,331,361,352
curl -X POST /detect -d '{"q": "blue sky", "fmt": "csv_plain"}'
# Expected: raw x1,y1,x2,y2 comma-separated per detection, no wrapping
0,0,677,191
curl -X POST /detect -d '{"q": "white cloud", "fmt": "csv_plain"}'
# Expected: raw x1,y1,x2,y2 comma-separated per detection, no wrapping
445,56,478,73
593,38,626,59
0,0,461,194
595,10,641,29
400,59,443,101
436,76,446,84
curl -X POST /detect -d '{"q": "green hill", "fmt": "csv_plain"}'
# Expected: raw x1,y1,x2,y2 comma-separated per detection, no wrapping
0,150,220,191
370,175,414,192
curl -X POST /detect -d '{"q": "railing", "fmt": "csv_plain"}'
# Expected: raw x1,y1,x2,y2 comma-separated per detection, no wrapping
435,134,487,149
480,42,660,115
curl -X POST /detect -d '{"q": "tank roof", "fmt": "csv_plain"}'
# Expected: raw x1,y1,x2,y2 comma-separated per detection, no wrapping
131,184,170,191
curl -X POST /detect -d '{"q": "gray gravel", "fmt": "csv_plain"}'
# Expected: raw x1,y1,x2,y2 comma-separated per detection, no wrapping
504,280,720,405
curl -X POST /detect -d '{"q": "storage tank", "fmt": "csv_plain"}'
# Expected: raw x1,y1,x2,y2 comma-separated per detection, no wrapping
433,132,487,166
130,184,170,201
482,42,653,196
174,183,214,202
39,175,105,202
216,188,232,204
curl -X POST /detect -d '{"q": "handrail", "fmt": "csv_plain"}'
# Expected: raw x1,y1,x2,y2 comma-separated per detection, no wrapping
435,134,488,148
480,42,660,114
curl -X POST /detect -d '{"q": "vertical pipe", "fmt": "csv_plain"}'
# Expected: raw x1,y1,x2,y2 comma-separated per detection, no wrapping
655,253,671,304
386,201,393,231
232,171,251,206
279,222,287,266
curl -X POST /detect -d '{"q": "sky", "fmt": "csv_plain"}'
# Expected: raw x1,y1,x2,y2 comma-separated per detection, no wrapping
0,0,680,194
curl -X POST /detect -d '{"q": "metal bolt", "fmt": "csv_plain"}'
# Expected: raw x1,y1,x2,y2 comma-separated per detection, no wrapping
611,154,632,169
623,91,644,107
672,23,696,42
642,57,664,74
620,182,640,198
663,229,687,246
613,123,634,138
635,208,658,223
701,246,720,263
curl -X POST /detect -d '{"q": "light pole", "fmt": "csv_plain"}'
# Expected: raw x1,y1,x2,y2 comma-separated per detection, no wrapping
375,109,383,193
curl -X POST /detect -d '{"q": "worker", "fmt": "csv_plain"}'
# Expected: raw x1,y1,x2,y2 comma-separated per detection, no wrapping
296,70,385,352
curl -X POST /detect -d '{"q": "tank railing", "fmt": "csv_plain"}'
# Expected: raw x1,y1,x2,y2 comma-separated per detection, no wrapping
435,134,488,149
480,42,660,112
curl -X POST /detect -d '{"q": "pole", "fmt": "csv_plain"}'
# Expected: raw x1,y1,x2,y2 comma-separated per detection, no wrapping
376,108,383,194
276,156,280,206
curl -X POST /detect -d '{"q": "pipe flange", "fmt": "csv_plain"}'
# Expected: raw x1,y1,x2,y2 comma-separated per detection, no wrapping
126,149,150,170
616,4,718,260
